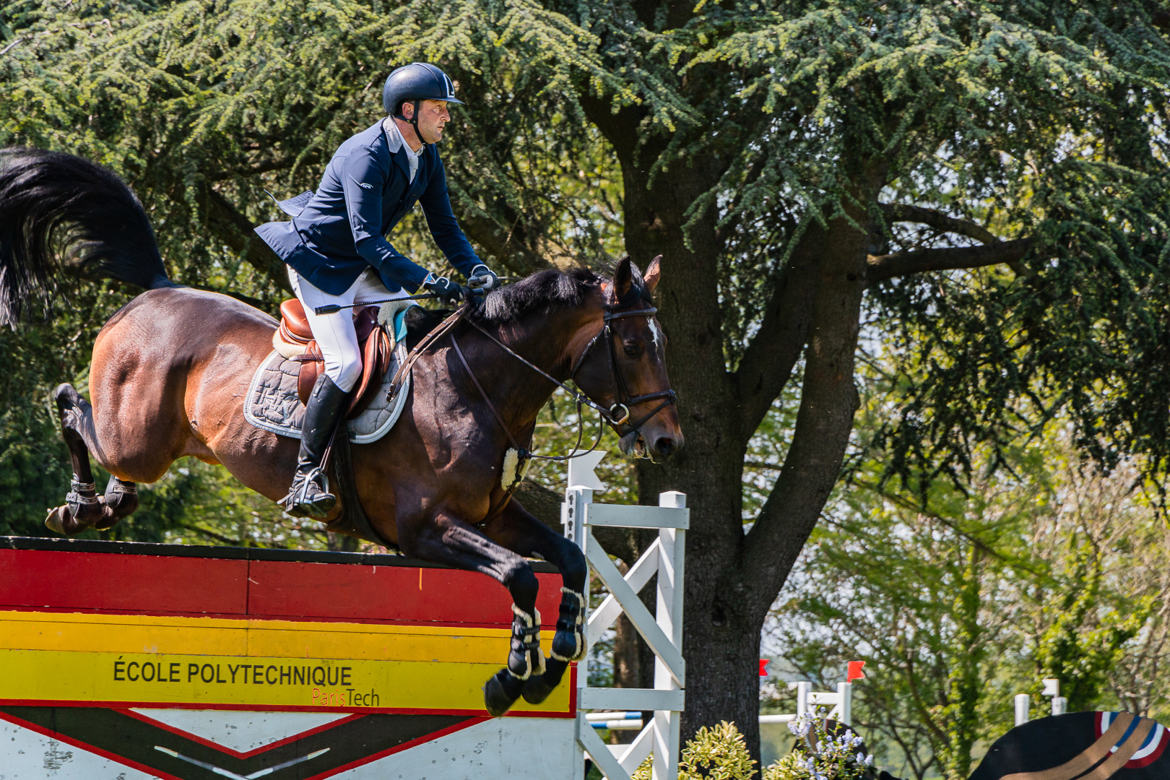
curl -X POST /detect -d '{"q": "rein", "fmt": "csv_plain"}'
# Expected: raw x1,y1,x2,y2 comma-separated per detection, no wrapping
386,304,468,399
450,329,604,465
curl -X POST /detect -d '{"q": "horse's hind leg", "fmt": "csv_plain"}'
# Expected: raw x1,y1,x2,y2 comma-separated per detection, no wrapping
45,384,137,534
45,384,103,534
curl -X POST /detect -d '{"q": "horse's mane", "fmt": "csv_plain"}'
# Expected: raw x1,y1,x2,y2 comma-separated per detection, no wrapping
403,264,655,345
469,267,602,324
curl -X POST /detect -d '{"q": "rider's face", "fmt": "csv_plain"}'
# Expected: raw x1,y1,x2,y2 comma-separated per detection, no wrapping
414,99,451,145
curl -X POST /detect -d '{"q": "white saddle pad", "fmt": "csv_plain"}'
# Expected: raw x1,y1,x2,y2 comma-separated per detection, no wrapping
242,340,410,444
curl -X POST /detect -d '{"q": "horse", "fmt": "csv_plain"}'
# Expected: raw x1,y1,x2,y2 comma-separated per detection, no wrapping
0,147,684,716
968,711,1170,780
794,711,1170,779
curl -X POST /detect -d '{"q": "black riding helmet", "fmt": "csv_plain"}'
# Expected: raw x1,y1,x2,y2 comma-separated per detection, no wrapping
381,63,464,144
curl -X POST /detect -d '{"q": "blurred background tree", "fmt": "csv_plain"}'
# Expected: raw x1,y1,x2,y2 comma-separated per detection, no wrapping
4,1,1170,770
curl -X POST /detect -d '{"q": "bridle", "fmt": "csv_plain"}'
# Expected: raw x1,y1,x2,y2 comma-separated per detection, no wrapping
568,305,678,432
451,301,678,461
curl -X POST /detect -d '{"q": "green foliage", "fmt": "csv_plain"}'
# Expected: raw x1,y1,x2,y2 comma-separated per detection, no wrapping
634,721,758,780
1031,538,1154,710
0,408,71,536
770,395,1170,776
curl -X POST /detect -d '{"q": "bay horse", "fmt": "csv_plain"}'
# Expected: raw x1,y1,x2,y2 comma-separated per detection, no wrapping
805,711,1169,779
0,148,683,716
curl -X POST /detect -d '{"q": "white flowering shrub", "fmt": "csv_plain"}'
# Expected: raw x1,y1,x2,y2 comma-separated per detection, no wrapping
764,711,874,780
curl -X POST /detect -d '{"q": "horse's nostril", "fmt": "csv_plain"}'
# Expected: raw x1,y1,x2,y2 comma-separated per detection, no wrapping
655,437,675,458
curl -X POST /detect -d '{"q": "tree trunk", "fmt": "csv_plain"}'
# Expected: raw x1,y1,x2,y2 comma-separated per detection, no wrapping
633,190,872,772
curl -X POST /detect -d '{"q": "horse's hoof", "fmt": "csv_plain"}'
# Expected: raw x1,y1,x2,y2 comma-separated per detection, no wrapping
94,507,118,531
44,506,69,535
521,658,568,704
484,668,523,717
521,674,555,705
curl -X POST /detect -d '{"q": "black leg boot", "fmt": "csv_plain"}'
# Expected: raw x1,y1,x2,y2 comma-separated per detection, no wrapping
282,375,349,517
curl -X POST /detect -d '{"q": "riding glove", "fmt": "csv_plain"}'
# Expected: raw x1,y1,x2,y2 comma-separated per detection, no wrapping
467,264,499,292
424,274,465,305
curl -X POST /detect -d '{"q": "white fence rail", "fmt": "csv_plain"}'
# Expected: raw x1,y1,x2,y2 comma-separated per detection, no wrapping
759,681,855,726
563,481,688,780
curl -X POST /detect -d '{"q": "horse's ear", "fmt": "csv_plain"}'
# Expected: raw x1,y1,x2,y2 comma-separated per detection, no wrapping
643,255,662,295
612,256,633,302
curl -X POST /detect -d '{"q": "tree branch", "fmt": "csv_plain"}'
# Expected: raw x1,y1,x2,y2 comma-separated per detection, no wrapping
202,187,291,288
880,203,998,244
866,238,1033,284
733,226,823,443
741,213,870,620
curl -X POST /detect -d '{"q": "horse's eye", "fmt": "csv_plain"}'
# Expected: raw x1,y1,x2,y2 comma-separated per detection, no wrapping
623,340,643,358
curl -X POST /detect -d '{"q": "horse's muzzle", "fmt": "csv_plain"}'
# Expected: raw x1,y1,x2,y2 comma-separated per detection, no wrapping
620,428,684,462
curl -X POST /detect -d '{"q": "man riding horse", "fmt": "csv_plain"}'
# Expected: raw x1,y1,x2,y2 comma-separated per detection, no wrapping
254,62,498,518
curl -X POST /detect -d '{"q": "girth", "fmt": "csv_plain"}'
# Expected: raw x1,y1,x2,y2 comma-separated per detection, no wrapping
274,299,392,419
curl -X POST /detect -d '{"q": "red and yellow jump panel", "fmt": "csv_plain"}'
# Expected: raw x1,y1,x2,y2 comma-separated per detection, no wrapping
0,538,573,717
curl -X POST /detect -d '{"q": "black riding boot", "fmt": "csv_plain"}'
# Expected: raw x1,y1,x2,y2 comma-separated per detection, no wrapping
282,375,349,518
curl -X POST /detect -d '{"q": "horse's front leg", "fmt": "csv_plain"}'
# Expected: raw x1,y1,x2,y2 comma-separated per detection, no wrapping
401,512,547,716
482,499,588,705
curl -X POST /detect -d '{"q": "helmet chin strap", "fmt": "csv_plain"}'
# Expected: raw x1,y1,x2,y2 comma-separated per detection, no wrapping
408,99,428,146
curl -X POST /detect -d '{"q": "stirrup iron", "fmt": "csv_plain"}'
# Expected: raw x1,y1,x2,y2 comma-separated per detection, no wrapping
281,467,335,517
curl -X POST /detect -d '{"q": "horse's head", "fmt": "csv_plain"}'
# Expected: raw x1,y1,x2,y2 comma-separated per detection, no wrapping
571,256,684,461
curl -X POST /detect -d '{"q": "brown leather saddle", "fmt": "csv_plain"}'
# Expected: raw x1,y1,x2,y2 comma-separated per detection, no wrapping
275,299,392,419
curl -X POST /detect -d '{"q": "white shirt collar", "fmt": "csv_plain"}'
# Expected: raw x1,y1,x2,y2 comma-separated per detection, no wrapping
382,117,424,158
382,117,423,183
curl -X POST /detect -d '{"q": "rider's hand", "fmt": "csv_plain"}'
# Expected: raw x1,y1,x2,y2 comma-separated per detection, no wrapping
467,264,499,293
424,275,466,305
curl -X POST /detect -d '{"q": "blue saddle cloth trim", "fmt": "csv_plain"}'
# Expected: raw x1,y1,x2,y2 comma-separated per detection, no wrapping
393,304,414,342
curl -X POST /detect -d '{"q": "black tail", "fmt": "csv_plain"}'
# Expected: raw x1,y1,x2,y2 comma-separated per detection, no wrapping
0,148,173,326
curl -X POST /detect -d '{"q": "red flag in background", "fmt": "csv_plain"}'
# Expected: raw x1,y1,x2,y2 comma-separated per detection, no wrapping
759,659,769,677
847,660,866,682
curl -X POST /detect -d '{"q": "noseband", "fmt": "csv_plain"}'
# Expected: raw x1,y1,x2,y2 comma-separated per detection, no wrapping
569,306,678,433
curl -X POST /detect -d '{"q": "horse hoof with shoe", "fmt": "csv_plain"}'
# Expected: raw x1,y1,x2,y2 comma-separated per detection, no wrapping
0,147,684,717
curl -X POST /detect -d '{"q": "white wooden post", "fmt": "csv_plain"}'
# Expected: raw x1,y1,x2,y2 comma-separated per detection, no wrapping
1042,678,1067,717
1014,694,1030,725
653,491,686,780
837,682,852,725
565,483,688,780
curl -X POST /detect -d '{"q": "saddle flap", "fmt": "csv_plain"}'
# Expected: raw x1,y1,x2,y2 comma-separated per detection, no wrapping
278,299,380,343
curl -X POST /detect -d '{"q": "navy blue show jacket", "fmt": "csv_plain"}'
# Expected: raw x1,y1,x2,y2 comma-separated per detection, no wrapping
255,120,481,295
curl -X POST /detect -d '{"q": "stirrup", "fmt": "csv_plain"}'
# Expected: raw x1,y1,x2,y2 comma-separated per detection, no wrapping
281,467,336,518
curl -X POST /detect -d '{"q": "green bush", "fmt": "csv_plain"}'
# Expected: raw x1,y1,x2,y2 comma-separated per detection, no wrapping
632,715,874,780
633,721,757,780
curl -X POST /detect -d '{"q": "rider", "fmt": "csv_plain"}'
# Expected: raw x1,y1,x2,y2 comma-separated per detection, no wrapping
255,62,499,518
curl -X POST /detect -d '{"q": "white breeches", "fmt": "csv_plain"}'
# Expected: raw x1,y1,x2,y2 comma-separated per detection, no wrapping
288,267,408,392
